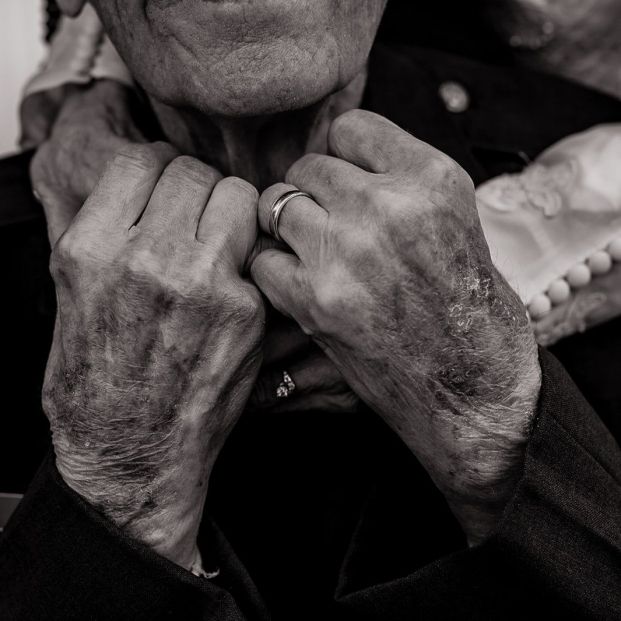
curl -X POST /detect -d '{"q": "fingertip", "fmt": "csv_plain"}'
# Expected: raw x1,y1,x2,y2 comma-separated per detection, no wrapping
250,249,300,305
249,247,277,281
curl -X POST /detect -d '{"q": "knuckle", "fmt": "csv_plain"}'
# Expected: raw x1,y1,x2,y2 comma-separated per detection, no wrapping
285,153,326,186
424,152,453,176
123,247,160,282
214,279,264,322
362,183,403,209
218,176,259,202
234,285,264,324
329,108,369,140
349,229,378,260
50,231,94,277
360,183,417,225
111,141,175,173
312,279,347,319
425,152,470,186
165,155,221,187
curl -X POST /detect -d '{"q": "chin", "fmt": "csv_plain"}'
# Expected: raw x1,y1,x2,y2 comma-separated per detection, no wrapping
135,34,358,118
166,50,350,117
92,0,384,118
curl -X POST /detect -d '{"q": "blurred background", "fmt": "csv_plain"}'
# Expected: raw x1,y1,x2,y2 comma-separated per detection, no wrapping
0,2,46,156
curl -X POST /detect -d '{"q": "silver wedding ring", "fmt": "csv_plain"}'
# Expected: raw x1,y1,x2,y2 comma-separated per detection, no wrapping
269,190,314,242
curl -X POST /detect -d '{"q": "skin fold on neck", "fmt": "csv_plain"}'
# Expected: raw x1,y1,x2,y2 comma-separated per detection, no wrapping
150,67,368,190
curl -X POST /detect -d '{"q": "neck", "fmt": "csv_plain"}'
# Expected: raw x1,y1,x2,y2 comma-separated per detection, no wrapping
149,68,367,190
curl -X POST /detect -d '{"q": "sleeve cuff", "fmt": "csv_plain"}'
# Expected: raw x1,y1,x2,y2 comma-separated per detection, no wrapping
335,347,621,618
0,452,266,620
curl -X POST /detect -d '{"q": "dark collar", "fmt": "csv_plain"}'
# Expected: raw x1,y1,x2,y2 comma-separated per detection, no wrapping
364,44,621,184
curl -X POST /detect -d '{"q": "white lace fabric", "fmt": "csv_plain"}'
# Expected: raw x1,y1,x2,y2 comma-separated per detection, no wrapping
477,125,621,305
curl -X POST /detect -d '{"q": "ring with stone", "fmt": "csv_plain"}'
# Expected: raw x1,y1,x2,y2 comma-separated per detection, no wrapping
275,370,296,399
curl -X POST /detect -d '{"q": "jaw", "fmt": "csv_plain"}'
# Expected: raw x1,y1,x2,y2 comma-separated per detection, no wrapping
93,0,385,117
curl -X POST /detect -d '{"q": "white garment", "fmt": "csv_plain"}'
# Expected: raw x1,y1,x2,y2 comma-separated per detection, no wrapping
22,5,132,98
477,125,621,305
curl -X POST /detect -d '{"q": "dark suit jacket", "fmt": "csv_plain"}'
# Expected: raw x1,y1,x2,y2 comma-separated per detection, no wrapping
0,43,620,620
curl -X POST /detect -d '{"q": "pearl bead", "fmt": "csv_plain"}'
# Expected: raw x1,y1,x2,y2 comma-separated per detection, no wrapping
588,250,613,275
528,293,552,320
607,238,621,262
547,279,571,304
566,264,591,288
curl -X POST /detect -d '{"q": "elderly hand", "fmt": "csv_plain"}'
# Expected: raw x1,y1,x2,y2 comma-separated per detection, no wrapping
28,80,145,245
43,143,264,570
252,110,542,545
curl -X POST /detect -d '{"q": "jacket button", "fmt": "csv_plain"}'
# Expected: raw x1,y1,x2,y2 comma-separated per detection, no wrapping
438,81,470,113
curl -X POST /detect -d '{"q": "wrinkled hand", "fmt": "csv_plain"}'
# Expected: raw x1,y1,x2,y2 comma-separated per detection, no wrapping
252,110,542,544
43,143,264,569
25,78,356,416
28,80,146,245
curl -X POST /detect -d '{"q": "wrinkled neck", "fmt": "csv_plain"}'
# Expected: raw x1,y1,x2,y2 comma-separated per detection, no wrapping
150,68,367,190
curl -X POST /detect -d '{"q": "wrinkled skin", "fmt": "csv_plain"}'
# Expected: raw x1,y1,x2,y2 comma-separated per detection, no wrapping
40,0,538,564
28,80,146,245
44,144,265,568
252,110,542,544
87,0,386,117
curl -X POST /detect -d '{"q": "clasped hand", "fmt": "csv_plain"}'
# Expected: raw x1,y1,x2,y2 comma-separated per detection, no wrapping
44,110,541,571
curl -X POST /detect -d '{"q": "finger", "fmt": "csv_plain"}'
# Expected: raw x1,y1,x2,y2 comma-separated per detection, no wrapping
245,234,286,275
327,109,432,174
251,249,303,319
40,192,81,248
30,144,81,246
197,176,259,272
249,349,347,409
137,156,221,235
263,315,311,365
285,153,368,209
74,142,178,229
262,391,359,415
257,182,328,260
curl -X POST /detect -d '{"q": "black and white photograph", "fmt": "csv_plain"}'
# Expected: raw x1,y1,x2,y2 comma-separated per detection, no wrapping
0,1,620,619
